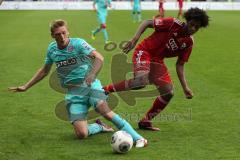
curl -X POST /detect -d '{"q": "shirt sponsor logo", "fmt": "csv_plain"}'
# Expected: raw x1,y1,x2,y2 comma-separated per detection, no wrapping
168,38,178,51
56,57,77,68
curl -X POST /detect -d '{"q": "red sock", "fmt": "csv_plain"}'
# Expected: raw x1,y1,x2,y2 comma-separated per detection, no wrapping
142,96,169,121
103,80,130,93
103,77,146,93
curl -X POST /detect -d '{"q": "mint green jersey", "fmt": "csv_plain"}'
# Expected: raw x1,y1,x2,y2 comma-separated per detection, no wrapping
94,0,111,14
45,38,95,87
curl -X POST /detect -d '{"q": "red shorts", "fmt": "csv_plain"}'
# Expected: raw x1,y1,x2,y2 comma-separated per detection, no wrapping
132,49,172,87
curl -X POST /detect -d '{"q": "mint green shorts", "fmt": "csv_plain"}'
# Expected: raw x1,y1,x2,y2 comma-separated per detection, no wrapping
133,5,141,12
65,79,107,123
97,11,107,24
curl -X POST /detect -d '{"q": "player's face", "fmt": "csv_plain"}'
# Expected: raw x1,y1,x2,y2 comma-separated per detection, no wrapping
51,25,70,48
186,20,201,35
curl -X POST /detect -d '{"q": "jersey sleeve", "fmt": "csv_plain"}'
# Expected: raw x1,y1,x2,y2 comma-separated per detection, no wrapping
153,17,174,32
76,39,95,55
44,44,54,65
178,36,194,63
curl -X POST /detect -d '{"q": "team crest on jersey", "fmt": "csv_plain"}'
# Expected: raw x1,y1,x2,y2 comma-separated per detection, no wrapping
180,43,187,49
68,46,74,52
155,18,163,26
168,38,178,51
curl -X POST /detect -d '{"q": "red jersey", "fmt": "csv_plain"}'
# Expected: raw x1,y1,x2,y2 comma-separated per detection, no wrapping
136,17,193,62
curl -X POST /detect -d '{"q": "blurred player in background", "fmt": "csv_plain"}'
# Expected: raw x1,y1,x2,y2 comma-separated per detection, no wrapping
9,19,147,147
159,0,165,18
131,0,142,23
92,0,111,44
177,0,184,18
104,8,209,131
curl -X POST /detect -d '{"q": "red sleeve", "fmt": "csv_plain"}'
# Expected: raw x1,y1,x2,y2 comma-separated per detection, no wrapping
178,46,192,63
153,17,174,32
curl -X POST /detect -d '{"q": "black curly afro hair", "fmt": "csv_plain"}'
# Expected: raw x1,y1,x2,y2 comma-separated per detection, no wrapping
184,7,209,28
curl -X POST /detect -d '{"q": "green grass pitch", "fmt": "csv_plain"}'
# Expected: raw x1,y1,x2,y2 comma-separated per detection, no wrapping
0,10,240,160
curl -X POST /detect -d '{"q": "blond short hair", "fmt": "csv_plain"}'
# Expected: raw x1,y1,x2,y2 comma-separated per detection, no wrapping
50,19,68,33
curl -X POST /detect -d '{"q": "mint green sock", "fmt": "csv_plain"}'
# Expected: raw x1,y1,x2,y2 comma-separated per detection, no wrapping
102,29,109,42
111,114,142,141
132,13,136,22
137,13,142,22
93,27,101,35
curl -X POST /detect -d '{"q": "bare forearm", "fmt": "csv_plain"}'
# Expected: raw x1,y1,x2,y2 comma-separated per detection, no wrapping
176,63,188,90
89,57,103,76
84,51,104,85
24,68,48,89
132,20,153,41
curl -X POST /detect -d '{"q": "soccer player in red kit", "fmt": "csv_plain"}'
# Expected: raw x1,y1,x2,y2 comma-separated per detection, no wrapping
177,0,184,18
159,0,165,18
104,8,209,131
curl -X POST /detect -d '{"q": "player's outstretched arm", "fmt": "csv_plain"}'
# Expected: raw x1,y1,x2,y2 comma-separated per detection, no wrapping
122,20,154,54
8,64,52,92
176,59,193,99
85,50,104,85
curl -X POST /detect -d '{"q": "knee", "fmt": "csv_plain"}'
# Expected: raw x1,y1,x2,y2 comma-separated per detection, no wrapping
131,77,148,89
75,130,88,139
136,74,149,86
140,75,149,87
161,91,174,102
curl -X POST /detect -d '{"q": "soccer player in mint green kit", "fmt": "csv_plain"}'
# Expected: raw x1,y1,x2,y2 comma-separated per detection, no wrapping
9,19,147,148
131,0,141,23
91,0,111,44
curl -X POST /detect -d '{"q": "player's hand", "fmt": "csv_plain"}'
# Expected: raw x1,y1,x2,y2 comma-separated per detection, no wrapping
184,87,193,99
122,39,137,54
8,85,27,92
85,74,95,86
